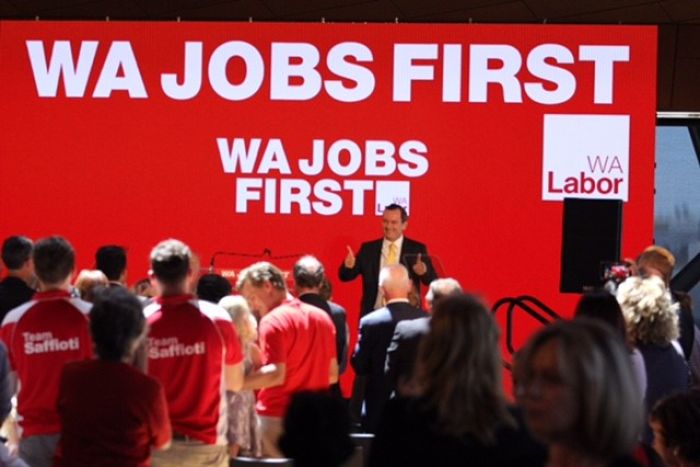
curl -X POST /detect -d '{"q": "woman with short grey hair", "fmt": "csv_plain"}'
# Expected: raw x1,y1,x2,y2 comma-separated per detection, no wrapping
617,275,689,444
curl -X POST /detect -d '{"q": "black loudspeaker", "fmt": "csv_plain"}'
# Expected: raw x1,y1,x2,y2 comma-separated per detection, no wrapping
560,198,623,293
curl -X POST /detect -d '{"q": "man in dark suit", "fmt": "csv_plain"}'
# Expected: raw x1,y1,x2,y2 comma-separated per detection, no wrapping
95,245,128,288
385,278,462,397
339,204,437,317
0,236,36,321
293,255,349,395
351,264,425,432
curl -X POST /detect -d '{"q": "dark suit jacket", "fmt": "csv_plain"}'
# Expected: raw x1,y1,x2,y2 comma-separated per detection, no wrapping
0,277,35,322
385,316,430,397
351,301,426,432
339,237,437,317
298,293,349,374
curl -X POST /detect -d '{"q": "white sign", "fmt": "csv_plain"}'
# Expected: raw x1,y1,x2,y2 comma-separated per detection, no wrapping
542,114,629,201
375,181,411,215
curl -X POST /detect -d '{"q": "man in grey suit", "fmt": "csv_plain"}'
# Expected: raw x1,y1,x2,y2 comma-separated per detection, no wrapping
385,278,462,397
351,264,425,432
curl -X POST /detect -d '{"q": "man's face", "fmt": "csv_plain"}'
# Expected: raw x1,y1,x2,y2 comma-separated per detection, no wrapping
382,209,407,242
239,281,272,319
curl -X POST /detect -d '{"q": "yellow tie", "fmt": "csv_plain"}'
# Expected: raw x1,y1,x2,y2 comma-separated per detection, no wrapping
387,242,398,265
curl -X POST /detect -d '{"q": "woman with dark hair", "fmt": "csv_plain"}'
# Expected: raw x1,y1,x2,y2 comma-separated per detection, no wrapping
575,290,627,339
55,288,171,466
574,290,647,396
369,293,546,467
516,319,644,467
650,390,700,467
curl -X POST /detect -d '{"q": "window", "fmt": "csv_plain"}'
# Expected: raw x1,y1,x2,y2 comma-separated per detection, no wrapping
655,117,700,321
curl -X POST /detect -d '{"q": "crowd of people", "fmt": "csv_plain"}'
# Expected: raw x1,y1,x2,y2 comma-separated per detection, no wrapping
0,206,698,466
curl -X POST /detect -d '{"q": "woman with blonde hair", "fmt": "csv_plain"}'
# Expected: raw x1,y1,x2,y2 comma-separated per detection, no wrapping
218,295,262,458
515,319,644,467
616,275,689,444
370,293,545,467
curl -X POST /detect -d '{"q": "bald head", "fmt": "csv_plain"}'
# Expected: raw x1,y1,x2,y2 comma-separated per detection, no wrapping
379,264,411,301
426,278,462,311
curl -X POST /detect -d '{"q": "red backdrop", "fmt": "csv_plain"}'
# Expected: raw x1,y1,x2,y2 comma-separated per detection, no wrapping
0,21,657,393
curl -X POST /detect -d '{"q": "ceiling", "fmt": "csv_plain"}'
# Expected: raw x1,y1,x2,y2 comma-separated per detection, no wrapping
0,0,698,24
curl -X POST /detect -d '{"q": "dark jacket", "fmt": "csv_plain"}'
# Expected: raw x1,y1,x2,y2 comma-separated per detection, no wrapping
0,277,34,322
385,316,430,397
351,301,425,432
339,237,437,317
298,293,349,374
370,397,547,467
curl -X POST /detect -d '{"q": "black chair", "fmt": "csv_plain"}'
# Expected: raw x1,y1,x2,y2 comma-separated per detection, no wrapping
350,433,374,467
344,447,364,467
231,457,294,466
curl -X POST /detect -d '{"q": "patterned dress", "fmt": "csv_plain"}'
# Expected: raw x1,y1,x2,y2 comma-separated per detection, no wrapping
227,343,262,457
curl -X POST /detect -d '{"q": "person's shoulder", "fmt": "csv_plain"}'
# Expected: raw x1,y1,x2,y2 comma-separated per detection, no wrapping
261,302,295,328
328,301,346,316
196,299,233,323
62,359,92,373
359,238,383,252
328,300,345,312
67,297,92,316
361,307,392,325
300,300,333,322
1,299,36,327
59,359,97,382
131,366,166,394
403,237,427,248
388,301,425,317
395,317,430,335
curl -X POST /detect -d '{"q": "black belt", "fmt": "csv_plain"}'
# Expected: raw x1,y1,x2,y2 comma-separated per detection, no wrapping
172,432,199,442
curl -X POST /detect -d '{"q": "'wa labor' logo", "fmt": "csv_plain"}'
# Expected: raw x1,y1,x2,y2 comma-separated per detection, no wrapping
542,114,629,202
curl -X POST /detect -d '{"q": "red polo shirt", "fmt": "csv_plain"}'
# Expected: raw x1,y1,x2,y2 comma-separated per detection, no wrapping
0,290,92,436
144,295,243,444
257,299,336,417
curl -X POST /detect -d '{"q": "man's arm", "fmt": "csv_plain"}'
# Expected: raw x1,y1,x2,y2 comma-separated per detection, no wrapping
420,249,438,285
410,242,437,285
0,344,12,421
339,244,364,282
330,305,350,374
351,318,371,375
329,358,339,385
243,363,286,390
216,318,245,392
224,361,244,392
151,384,172,451
385,325,404,395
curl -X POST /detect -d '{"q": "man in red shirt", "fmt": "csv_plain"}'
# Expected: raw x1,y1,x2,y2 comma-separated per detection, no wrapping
237,261,337,458
0,236,92,467
145,239,244,467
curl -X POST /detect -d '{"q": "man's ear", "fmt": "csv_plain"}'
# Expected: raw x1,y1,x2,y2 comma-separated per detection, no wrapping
263,281,274,294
